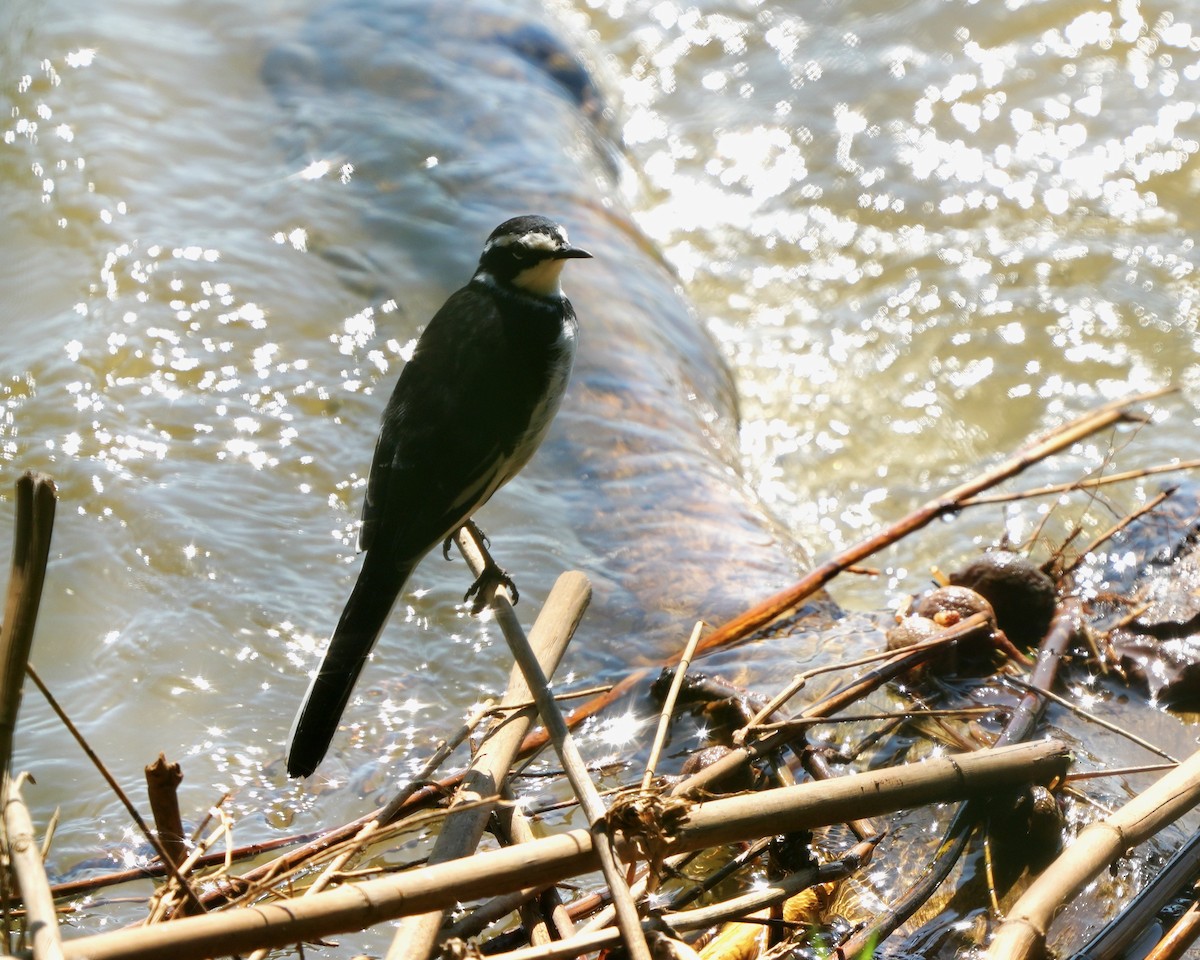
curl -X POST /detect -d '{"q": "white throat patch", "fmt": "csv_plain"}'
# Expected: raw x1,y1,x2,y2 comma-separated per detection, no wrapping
511,258,568,298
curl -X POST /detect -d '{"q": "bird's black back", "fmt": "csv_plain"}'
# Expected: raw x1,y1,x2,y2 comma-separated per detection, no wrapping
360,276,578,569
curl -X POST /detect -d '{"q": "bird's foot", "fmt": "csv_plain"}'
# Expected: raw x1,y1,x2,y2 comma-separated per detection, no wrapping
443,519,490,561
464,562,519,613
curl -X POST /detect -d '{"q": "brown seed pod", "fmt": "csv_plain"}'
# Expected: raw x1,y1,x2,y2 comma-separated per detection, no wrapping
885,614,941,651
914,584,997,627
949,551,1057,646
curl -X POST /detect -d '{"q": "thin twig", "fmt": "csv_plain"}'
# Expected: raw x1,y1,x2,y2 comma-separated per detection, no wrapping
642,621,704,792
961,459,1200,506
23,665,207,917
1060,488,1176,577
1064,763,1177,782
684,388,1173,662
438,527,651,960
1005,676,1180,763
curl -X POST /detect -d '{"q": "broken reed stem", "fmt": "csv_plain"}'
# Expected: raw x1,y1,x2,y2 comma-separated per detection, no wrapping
144,756,186,869
441,528,652,960
4,773,63,960
0,473,56,955
23,666,207,917
685,388,1173,661
0,473,57,789
987,744,1200,960
642,621,703,792
385,563,592,960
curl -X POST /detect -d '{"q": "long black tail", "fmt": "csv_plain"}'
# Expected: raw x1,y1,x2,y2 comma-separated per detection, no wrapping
287,553,416,778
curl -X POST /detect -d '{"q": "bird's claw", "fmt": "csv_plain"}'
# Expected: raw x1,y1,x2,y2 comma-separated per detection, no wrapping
443,520,491,561
464,564,519,613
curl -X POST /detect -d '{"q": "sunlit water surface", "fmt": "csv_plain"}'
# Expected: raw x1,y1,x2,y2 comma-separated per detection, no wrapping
2,0,1200,951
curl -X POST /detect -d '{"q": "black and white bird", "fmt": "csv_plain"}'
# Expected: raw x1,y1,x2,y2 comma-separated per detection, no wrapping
287,215,591,778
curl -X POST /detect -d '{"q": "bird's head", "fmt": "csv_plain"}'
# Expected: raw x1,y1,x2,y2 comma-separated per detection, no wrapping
476,215,592,298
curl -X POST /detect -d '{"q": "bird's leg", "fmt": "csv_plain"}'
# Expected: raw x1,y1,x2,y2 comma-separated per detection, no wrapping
443,519,490,560
455,520,518,613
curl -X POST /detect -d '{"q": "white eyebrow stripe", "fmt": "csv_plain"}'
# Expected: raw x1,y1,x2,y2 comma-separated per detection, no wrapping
484,227,569,253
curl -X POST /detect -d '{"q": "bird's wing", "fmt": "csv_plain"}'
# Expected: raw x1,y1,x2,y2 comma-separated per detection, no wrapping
358,285,516,558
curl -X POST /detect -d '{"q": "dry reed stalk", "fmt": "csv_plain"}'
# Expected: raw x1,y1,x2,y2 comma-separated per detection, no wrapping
643,621,704,792
51,740,1068,960
386,563,591,960
4,774,63,960
0,473,56,786
425,529,653,960
986,746,1200,960
0,472,55,952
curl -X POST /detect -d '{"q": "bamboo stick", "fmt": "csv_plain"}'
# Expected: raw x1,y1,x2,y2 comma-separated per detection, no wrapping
386,567,590,959
433,528,651,960
4,776,63,960
986,745,1200,960
495,784,577,946
50,740,1069,960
